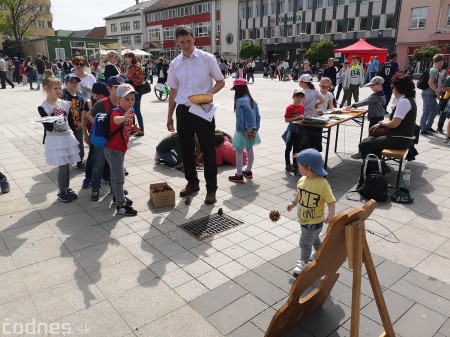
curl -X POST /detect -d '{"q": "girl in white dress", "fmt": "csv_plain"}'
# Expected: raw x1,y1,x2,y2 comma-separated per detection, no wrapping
38,77,80,202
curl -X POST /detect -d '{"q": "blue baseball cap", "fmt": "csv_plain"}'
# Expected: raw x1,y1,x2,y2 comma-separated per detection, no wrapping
106,74,128,87
64,74,80,83
92,82,110,97
296,149,328,177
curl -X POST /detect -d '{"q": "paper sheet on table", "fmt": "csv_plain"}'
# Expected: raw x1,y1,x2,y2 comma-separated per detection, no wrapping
189,103,219,122
326,114,354,119
32,116,64,124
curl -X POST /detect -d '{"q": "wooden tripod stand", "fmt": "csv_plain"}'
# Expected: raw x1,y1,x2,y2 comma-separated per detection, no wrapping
265,200,395,337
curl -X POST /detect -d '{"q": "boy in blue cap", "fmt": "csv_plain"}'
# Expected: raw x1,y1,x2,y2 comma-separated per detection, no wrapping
287,148,336,275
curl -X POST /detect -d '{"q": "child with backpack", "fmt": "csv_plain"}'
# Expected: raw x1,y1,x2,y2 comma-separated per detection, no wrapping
228,78,261,183
283,87,305,173
87,74,127,202
81,81,110,189
103,83,137,216
62,74,85,170
38,77,80,202
287,149,336,275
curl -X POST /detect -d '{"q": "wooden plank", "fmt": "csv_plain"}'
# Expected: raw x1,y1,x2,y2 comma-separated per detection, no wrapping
349,223,363,337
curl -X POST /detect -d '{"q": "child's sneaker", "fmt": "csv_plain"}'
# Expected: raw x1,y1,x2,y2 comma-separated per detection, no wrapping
57,191,73,203
1,177,10,193
228,174,244,183
76,162,86,171
82,177,91,189
112,196,133,206
444,137,450,144
285,164,295,172
91,188,100,201
293,260,307,275
154,153,161,163
117,201,137,216
242,170,253,179
66,188,78,200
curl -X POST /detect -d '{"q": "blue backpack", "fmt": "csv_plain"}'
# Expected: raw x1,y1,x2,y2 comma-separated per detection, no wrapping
90,98,123,148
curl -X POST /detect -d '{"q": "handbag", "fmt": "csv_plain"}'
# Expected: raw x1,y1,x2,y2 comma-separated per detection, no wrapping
368,124,389,137
135,81,151,95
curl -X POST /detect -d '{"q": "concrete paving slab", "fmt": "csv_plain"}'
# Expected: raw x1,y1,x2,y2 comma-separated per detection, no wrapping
394,303,447,337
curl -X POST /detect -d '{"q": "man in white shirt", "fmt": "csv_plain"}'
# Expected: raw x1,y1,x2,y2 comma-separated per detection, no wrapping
0,54,15,89
167,25,225,204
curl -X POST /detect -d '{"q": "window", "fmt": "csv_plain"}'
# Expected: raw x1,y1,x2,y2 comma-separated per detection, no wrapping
30,20,36,27
278,1,286,13
307,0,314,10
256,28,261,38
240,29,246,39
271,26,277,37
47,21,52,28
241,7,245,19
133,20,140,30
447,5,450,26
271,2,276,14
338,0,345,5
38,20,45,28
194,22,211,37
297,0,303,11
315,21,322,34
111,23,117,32
249,29,255,39
325,21,332,33
279,25,285,37
149,28,160,41
163,27,175,40
133,35,141,45
246,6,252,18
385,14,395,29
262,4,268,15
317,0,324,8
372,15,380,30
287,25,293,36
347,18,355,31
409,7,428,29
336,19,343,32
264,27,270,38
120,22,130,31
328,0,335,7
350,0,357,4
122,36,131,45
288,0,295,12
359,17,367,30
305,22,311,34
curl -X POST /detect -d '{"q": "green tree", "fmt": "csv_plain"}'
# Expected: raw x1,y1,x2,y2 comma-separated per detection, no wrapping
305,39,337,64
239,41,263,60
411,44,442,62
0,0,48,57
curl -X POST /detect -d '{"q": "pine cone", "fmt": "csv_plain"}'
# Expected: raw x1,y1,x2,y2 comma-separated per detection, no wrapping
269,210,280,222
218,208,223,215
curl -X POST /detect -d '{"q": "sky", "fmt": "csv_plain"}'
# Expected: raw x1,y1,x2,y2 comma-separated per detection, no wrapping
51,0,137,31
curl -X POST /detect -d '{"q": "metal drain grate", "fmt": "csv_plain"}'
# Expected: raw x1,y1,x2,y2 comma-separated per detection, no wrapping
179,214,244,240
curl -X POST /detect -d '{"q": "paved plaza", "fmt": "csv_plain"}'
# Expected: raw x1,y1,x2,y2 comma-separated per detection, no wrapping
0,75,449,337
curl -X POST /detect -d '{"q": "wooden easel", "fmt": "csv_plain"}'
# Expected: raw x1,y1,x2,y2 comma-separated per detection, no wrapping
265,200,395,337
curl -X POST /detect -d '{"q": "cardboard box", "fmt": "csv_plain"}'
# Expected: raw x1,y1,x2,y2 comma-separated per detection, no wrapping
149,182,175,208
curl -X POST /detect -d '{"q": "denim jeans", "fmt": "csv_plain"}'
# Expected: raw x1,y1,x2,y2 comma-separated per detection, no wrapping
91,146,110,189
420,93,438,132
36,73,43,89
133,93,144,131
156,150,178,167
300,223,323,262
104,147,125,204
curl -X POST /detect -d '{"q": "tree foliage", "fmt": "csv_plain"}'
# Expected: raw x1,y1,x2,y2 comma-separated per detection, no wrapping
305,39,337,64
411,44,442,62
0,0,49,56
239,41,262,60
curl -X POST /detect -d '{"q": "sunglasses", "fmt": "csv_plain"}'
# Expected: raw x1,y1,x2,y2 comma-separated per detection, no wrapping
320,85,330,89
74,63,85,67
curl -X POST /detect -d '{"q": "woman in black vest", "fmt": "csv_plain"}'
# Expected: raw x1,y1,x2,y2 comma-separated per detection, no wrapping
358,73,417,159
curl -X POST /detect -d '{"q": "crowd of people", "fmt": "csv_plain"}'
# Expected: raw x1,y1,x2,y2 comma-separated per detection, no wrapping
3,27,450,276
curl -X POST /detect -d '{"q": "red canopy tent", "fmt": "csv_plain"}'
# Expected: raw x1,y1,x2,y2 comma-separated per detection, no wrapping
333,39,388,64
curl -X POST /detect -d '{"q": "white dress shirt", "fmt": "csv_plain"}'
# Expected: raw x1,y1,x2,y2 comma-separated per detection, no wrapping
167,48,224,106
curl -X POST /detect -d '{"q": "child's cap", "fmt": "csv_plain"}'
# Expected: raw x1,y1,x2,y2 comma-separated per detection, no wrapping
293,87,305,96
364,76,384,87
296,149,328,177
230,78,248,90
64,74,80,83
106,74,128,87
116,83,137,98
299,74,313,83
92,82,110,97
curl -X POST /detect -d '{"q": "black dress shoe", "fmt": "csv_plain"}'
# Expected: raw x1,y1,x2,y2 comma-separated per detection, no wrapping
426,127,436,133
420,130,430,135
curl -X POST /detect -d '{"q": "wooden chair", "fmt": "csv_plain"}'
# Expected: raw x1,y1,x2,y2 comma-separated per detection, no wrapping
381,148,408,189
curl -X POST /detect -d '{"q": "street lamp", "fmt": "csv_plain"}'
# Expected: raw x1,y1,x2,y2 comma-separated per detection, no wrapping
299,32,305,61
159,40,165,57
215,37,219,54
274,42,278,62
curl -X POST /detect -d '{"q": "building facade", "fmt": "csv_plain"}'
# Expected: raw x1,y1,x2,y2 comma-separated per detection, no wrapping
396,0,450,72
144,0,240,62
104,1,159,51
239,0,400,65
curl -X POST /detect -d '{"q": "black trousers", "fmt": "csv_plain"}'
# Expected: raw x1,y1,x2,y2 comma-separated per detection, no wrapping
176,105,217,192
0,71,14,88
359,135,412,159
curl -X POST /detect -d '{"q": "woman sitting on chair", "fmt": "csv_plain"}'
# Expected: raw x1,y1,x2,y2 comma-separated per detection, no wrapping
358,73,417,160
